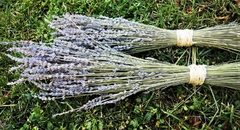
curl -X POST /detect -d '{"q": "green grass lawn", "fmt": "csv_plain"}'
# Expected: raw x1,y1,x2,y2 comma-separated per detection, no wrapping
0,0,240,129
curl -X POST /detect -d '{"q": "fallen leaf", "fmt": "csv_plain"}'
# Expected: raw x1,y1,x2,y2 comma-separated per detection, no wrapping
4,93,10,98
198,5,209,13
235,0,240,8
217,15,229,20
193,121,201,126
155,121,160,127
177,0,181,5
186,8,193,14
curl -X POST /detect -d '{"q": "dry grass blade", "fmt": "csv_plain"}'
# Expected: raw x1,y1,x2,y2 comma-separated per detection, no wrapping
5,40,240,117
48,14,240,54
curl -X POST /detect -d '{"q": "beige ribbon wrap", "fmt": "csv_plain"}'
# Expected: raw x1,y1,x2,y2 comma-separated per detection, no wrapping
188,65,207,85
176,29,194,47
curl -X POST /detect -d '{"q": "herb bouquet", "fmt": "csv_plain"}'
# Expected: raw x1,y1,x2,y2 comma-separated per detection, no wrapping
48,14,240,54
5,40,240,117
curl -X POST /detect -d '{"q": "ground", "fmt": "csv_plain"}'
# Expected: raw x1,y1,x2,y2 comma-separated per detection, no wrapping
0,0,240,129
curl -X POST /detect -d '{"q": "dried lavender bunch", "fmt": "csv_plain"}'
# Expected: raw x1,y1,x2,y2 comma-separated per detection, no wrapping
48,14,240,54
6,40,240,117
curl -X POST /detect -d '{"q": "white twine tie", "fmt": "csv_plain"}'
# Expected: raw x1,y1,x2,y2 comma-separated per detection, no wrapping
189,65,207,85
176,29,194,47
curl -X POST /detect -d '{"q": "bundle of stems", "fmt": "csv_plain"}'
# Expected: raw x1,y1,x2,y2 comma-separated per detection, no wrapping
48,14,240,54
6,40,240,117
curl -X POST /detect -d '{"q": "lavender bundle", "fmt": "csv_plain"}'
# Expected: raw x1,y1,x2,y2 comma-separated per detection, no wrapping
6,40,240,117
48,14,240,54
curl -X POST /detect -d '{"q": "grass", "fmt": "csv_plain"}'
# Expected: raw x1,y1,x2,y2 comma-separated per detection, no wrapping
0,0,240,129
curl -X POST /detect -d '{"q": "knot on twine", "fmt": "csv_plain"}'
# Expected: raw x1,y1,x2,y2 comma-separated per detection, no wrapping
176,29,193,47
189,65,207,86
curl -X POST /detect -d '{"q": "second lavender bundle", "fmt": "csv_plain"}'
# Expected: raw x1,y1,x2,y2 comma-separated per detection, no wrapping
48,14,240,54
